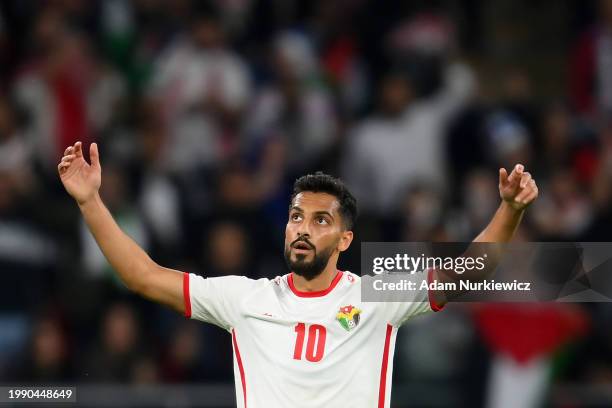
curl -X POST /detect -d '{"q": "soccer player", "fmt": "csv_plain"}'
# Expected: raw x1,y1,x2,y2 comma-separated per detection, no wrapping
58,141,538,407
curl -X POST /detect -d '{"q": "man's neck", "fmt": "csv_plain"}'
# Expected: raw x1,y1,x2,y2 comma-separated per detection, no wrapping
292,265,339,292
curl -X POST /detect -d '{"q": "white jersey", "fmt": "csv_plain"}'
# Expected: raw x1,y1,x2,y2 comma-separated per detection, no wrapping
183,270,441,408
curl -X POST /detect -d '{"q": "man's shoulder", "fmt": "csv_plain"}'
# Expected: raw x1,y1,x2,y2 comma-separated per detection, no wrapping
341,270,361,285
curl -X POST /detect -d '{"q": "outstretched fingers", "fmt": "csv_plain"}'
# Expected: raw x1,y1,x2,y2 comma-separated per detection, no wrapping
506,163,524,187
58,155,74,173
499,168,508,186
89,142,100,168
58,144,79,174
74,141,83,158
515,179,538,204
519,172,532,189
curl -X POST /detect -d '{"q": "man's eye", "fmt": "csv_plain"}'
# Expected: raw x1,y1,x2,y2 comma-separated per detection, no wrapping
291,214,302,221
316,217,328,225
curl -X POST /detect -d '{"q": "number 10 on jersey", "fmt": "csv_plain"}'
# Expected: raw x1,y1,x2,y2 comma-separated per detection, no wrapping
293,323,327,362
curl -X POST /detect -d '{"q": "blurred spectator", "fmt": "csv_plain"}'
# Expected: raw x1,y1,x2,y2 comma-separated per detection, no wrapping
247,30,338,173
130,356,160,384
161,322,205,382
100,0,193,92
343,61,475,214
11,315,72,382
387,11,455,55
0,96,35,195
399,183,447,241
395,309,479,406
149,6,251,174
83,302,145,381
14,11,125,177
485,111,533,171
583,123,612,239
531,169,593,239
569,0,612,119
450,169,501,240
134,114,183,253
0,162,57,312
498,69,538,139
538,103,575,176
213,156,289,273
201,221,250,277
315,0,369,117
386,12,456,98
0,6,12,86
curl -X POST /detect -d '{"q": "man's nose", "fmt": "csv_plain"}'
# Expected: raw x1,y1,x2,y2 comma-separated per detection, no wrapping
297,227,311,240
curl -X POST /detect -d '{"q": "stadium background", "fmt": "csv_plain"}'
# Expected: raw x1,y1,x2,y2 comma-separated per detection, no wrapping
0,0,610,406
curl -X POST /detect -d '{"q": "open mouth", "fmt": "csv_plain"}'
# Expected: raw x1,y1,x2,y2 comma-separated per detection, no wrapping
292,241,313,251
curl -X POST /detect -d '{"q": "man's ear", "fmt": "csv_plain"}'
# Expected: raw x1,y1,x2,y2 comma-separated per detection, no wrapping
338,230,354,252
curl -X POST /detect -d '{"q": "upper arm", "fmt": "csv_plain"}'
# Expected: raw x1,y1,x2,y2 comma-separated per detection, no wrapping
137,264,186,315
185,274,256,330
427,268,448,311
135,264,257,330
378,269,444,327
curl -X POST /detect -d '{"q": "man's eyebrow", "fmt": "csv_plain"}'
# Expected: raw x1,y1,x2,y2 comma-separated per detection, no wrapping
288,207,334,218
313,210,334,218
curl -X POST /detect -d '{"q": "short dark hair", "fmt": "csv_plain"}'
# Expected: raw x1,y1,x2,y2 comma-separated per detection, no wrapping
290,172,357,230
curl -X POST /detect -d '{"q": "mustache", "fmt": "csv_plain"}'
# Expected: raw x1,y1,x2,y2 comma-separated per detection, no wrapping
290,236,315,250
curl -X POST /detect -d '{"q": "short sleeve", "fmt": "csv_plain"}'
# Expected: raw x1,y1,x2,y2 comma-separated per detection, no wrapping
183,272,256,331
381,269,445,327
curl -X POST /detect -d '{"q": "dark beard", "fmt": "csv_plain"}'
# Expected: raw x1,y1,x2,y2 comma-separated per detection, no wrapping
284,244,335,281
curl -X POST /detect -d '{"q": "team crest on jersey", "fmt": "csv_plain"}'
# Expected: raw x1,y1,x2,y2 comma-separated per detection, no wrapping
336,305,361,331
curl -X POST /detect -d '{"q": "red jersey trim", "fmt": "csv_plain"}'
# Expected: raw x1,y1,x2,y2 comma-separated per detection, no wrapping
183,272,192,318
378,324,393,408
288,270,343,297
232,329,247,408
427,268,445,312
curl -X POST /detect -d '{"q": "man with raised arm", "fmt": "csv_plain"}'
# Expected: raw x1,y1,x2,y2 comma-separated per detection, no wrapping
58,141,538,408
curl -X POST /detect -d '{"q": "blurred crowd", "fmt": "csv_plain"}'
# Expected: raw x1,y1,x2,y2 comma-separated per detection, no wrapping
0,0,611,406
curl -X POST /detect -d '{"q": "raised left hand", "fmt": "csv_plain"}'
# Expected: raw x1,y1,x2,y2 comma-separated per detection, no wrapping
499,164,539,210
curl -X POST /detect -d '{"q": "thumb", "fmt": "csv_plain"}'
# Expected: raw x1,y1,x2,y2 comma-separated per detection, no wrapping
90,143,101,169
499,167,508,186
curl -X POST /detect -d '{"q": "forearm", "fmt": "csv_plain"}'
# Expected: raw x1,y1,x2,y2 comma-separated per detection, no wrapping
434,201,525,304
463,201,524,280
474,201,524,243
59,141,184,313
78,193,156,292
432,165,538,305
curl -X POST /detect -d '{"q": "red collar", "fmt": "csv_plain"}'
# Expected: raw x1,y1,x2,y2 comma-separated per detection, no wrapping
288,270,343,298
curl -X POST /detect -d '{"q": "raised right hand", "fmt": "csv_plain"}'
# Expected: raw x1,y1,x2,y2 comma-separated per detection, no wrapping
58,141,102,205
